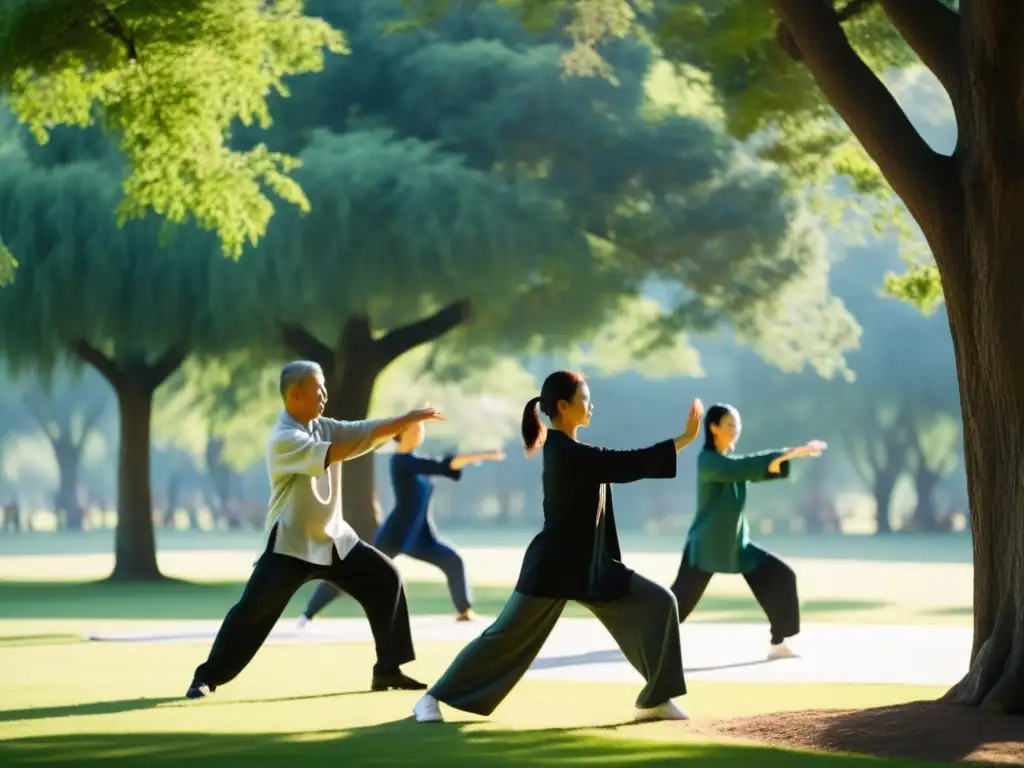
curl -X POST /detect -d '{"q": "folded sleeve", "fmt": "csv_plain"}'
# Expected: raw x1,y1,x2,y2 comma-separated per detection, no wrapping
267,428,331,477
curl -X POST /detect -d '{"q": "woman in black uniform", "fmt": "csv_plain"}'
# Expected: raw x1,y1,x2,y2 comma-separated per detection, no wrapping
412,370,703,724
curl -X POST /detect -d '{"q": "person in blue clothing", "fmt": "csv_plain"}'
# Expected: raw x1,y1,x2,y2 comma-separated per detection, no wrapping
299,419,505,625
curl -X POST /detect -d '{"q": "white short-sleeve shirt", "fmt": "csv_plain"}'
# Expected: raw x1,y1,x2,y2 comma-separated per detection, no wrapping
258,411,389,566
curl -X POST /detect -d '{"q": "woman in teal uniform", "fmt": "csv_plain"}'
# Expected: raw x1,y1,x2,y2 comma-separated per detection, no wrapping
670,403,826,659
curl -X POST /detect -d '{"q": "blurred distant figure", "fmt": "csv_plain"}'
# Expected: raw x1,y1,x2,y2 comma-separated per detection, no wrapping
299,423,504,625
94,497,108,529
413,371,702,725
822,503,841,533
670,403,827,661
185,360,443,700
1,497,20,532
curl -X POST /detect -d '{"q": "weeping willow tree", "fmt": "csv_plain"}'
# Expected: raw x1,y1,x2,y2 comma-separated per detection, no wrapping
0,132,230,580
223,127,598,540
0,0,346,259
214,0,858,540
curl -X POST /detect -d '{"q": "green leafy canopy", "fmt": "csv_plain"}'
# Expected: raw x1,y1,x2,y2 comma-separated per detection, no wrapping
412,0,945,312
0,0,346,258
0,237,14,285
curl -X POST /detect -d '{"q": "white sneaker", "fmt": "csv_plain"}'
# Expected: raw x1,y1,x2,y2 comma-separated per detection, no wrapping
413,694,444,723
295,615,310,630
634,699,689,722
767,641,797,660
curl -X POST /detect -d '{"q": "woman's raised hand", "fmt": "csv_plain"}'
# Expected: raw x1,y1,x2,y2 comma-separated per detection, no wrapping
677,398,705,449
798,440,828,457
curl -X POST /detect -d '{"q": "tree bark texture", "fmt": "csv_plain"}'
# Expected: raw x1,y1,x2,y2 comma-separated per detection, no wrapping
772,0,1024,711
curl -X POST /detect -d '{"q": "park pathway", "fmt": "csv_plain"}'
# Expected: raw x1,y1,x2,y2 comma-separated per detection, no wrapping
85,616,969,686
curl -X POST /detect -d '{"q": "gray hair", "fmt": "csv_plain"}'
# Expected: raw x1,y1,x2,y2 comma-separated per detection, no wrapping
279,360,323,399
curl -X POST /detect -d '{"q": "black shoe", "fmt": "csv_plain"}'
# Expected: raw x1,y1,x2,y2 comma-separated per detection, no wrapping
186,681,217,699
371,671,427,692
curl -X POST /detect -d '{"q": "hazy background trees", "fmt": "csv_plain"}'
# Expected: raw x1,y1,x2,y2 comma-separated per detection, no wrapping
0,1,964,568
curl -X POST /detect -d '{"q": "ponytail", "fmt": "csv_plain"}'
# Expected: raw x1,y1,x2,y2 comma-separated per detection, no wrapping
521,396,546,457
523,371,585,458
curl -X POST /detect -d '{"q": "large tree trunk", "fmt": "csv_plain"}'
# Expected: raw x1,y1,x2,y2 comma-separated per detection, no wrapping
73,342,185,582
771,0,1024,713
938,2,1024,714
109,379,161,581
942,254,1024,712
941,146,1024,713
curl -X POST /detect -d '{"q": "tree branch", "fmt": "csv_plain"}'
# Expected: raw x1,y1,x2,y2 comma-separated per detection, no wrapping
376,299,471,365
878,0,961,97
146,346,188,389
771,0,957,234
279,324,332,367
22,393,58,443
72,340,122,387
75,397,108,446
94,3,138,62
777,0,877,60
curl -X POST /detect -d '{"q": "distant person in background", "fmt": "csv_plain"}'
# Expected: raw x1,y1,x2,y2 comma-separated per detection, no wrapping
670,403,827,660
185,360,444,700
2,497,19,532
299,423,505,625
412,371,703,724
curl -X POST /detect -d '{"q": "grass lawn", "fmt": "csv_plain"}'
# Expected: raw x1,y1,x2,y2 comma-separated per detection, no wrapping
0,577,915,625
0,638,949,767
0,533,973,628
0,534,976,766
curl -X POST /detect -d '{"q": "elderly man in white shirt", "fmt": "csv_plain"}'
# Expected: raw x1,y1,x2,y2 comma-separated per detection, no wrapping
186,360,444,699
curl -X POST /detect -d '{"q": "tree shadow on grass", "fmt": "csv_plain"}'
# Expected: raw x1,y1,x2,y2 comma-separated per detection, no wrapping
0,633,84,648
0,698,180,723
0,690,375,723
0,720,949,767
713,700,1024,765
0,580,889,623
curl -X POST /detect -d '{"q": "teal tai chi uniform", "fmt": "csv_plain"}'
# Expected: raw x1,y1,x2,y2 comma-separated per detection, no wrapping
670,448,800,644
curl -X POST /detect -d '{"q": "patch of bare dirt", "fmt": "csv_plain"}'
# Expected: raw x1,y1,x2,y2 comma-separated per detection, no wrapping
701,701,1024,765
